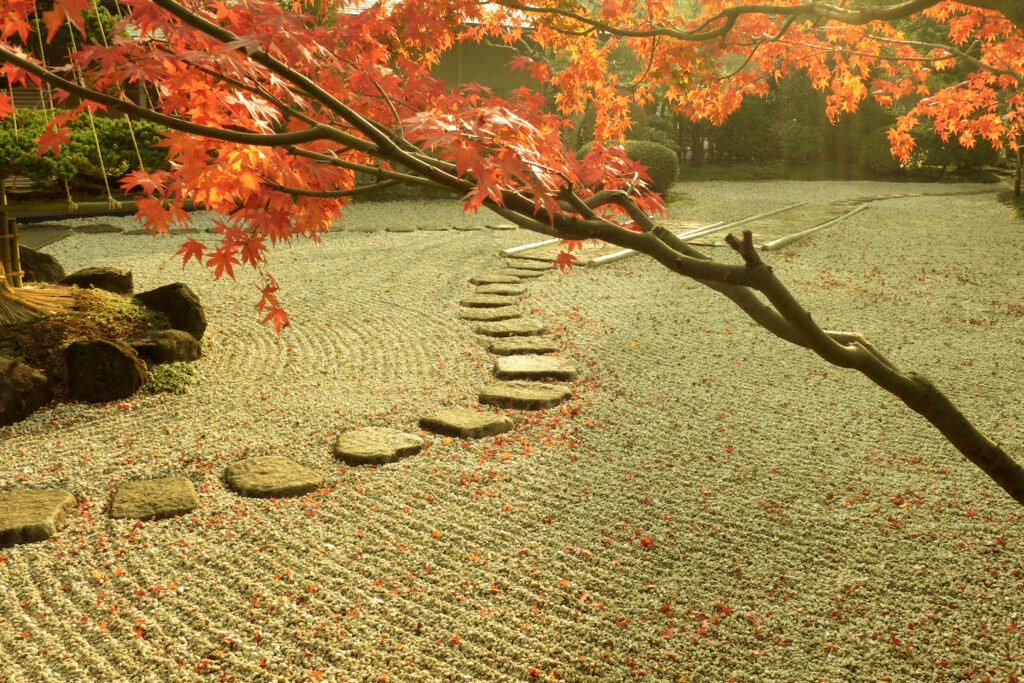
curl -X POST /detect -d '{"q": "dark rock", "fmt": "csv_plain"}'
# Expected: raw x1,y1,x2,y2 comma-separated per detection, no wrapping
60,267,133,295
0,358,52,426
131,330,201,365
133,283,207,340
65,340,147,403
18,245,66,283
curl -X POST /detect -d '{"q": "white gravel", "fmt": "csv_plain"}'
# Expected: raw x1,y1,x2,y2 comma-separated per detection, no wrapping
1,182,1023,682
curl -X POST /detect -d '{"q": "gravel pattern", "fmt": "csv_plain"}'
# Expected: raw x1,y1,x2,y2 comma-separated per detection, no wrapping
0,184,1022,681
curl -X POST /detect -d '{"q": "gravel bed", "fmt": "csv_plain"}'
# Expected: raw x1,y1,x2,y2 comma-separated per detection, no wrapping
1,183,1022,681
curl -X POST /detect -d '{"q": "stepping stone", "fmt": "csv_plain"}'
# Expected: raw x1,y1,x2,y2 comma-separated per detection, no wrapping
475,283,527,296
223,456,323,498
459,307,524,322
460,294,521,308
504,260,550,272
499,268,545,279
494,354,578,380
74,223,123,234
479,381,572,410
470,274,521,285
474,318,547,337
109,477,198,520
486,223,517,231
347,224,384,233
386,225,417,233
419,407,513,438
454,224,484,231
333,427,423,466
0,490,77,547
418,225,451,231
488,337,561,355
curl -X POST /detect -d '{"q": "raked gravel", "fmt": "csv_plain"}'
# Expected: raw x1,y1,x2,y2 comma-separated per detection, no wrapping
1,183,1023,681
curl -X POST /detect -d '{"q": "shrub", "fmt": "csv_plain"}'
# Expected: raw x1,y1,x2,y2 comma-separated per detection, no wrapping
623,140,679,194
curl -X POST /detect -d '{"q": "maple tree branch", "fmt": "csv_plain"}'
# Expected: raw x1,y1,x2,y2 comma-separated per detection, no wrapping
149,0,469,193
285,146,456,192
263,179,401,198
0,46,354,149
864,34,1023,81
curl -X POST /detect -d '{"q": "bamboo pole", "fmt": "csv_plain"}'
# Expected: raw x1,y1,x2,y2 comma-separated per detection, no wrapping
0,211,10,286
760,205,868,251
9,217,22,287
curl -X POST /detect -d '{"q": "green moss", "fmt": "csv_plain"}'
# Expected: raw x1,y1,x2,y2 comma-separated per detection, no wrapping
142,362,195,395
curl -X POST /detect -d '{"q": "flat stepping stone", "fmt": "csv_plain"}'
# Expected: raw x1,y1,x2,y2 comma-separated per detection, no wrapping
0,490,77,547
459,307,524,321
419,407,514,438
495,354,578,380
479,381,572,410
453,224,484,231
460,294,521,308
488,337,561,355
475,283,527,296
470,273,521,285
474,318,547,337
499,268,545,279
486,223,517,231
109,477,198,520
418,225,451,231
504,260,550,272
386,225,417,233
333,427,423,466
74,223,123,234
223,456,322,498
346,224,384,233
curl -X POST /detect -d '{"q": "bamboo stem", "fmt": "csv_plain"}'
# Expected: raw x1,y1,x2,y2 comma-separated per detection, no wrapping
9,218,22,287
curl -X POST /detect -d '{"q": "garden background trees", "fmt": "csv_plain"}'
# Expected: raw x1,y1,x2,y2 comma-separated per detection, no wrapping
1,0,1024,504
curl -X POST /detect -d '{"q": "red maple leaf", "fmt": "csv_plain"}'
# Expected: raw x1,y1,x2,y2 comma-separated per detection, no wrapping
554,251,576,273
35,124,70,157
262,306,290,334
206,245,241,280
174,238,206,268
43,0,92,41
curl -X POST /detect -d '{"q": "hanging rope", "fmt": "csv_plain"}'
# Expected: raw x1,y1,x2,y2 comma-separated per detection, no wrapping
31,3,77,211
64,22,121,210
89,0,147,174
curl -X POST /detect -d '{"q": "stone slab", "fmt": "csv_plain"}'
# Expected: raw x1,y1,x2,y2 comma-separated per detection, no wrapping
74,223,123,234
459,307,524,322
386,225,418,233
0,490,77,547
488,337,561,356
470,274,521,286
499,268,545,279
475,284,527,296
110,477,198,520
486,223,517,231
460,295,521,308
333,427,423,466
494,354,578,380
503,260,551,272
474,318,547,337
419,407,514,439
479,381,572,410
418,225,451,231
224,456,323,498
453,224,484,231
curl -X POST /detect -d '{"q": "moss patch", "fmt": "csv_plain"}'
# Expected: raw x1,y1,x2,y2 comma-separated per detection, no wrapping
142,362,195,395
0,287,167,400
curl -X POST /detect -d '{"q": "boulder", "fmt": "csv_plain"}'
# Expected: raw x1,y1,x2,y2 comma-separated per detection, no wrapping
109,477,198,520
65,340,147,403
0,358,52,426
60,267,133,295
18,245,66,283
133,283,207,340
131,329,202,365
0,490,77,547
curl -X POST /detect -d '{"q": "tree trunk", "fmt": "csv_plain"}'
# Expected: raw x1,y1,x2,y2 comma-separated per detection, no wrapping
1015,144,1022,198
